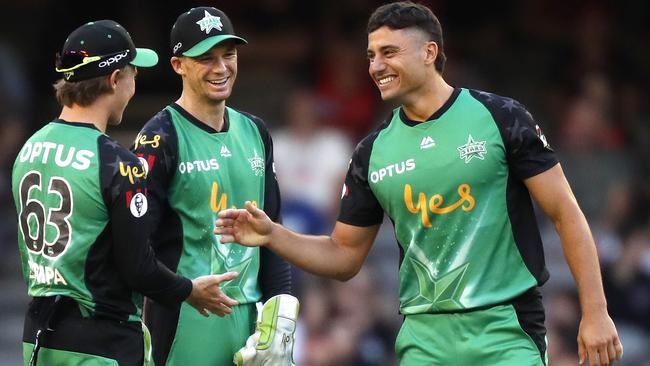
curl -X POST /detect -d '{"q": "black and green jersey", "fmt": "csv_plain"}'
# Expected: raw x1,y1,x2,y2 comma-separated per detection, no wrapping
339,88,558,314
133,104,291,365
12,120,191,322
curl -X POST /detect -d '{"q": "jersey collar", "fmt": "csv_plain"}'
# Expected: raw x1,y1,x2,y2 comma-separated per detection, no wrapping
53,119,101,131
399,87,461,127
170,103,230,133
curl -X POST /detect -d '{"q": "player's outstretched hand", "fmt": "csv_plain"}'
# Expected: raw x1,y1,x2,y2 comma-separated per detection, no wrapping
578,312,623,365
215,201,273,247
186,272,240,317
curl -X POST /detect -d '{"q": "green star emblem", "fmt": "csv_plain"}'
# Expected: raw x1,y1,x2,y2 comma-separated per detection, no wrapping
214,244,254,299
402,258,469,311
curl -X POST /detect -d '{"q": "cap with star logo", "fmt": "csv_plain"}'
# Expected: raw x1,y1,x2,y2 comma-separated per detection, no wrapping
56,20,159,82
170,7,247,57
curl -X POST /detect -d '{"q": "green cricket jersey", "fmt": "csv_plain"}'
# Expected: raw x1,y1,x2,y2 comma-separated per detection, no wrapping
12,120,191,321
133,104,291,365
339,88,558,314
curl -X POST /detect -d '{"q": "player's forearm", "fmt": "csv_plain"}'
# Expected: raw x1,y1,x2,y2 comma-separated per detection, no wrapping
554,203,608,315
266,223,361,281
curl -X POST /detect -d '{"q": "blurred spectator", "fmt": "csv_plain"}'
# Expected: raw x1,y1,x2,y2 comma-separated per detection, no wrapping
602,217,650,366
557,74,635,223
314,37,380,141
545,287,580,366
604,223,650,333
617,83,650,165
273,89,352,234
295,269,399,366
0,42,31,275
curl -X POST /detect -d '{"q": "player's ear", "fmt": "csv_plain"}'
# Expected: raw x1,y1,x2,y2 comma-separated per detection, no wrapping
108,69,121,90
424,41,438,66
170,56,185,76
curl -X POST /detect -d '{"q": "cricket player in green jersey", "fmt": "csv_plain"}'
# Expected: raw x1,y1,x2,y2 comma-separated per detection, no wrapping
13,20,237,366
133,7,295,366
216,2,624,365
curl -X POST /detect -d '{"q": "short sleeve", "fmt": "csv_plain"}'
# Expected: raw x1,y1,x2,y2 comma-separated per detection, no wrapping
337,135,384,226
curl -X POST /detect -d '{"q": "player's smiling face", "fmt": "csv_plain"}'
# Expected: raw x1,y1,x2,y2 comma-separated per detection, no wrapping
174,41,238,104
367,26,431,103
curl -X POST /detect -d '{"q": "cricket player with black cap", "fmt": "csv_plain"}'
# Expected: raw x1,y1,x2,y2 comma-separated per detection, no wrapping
133,7,297,366
13,19,236,366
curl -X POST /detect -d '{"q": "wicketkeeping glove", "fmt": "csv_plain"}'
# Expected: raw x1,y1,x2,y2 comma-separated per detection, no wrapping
234,294,300,366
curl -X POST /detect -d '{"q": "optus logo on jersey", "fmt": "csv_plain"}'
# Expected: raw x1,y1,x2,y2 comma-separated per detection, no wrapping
404,183,475,227
178,159,220,174
99,50,129,68
18,141,94,170
370,158,415,183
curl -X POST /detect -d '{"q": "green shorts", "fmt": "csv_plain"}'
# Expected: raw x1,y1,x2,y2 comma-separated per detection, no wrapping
396,304,546,366
162,302,256,366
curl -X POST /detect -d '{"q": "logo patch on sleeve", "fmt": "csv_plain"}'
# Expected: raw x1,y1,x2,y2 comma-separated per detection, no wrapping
341,183,349,199
129,192,148,217
535,125,550,148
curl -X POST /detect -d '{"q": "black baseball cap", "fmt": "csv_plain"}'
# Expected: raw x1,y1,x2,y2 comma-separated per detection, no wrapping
56,20,158,82
170,7,247,57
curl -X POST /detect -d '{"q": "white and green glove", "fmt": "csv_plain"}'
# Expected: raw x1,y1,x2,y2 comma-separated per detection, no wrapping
234,294,300,366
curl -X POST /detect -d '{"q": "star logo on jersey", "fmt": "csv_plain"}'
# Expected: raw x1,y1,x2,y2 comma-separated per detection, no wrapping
196,10,223,34
248,150,264,176
402,258,469,311
535,124,551,149
214,242,255,299
220,145,232,157
457,135,487,163
420,136,435,149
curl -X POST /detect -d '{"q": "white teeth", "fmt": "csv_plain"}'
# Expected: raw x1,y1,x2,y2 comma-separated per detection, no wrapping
378,76,395,86
208,77,228,85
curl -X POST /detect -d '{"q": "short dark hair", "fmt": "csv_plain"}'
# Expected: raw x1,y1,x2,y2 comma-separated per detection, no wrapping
53,66,130,107
367,1,446,73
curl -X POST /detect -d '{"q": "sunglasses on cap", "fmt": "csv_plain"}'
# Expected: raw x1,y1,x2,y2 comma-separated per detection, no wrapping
55,49,130,73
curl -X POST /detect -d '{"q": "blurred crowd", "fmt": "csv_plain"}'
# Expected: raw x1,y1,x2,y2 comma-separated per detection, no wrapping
1,0,649,365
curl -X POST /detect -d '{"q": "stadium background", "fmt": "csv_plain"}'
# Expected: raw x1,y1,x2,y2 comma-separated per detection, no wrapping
1,1,649,365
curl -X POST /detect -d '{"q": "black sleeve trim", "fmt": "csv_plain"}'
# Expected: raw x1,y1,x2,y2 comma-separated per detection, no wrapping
337,116,390,226
239,110,292,297
468,89,558,180
240,110,282,222
130,109,179,242
99,136,192,307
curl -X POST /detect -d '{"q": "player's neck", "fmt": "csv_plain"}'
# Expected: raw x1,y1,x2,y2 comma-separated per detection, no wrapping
176,93,226,132
401,75,454,122
58,105,109,133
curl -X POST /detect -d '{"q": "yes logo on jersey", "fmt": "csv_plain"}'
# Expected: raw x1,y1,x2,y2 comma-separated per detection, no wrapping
404,183,475,227
119,162,147,184
133,133,161,150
